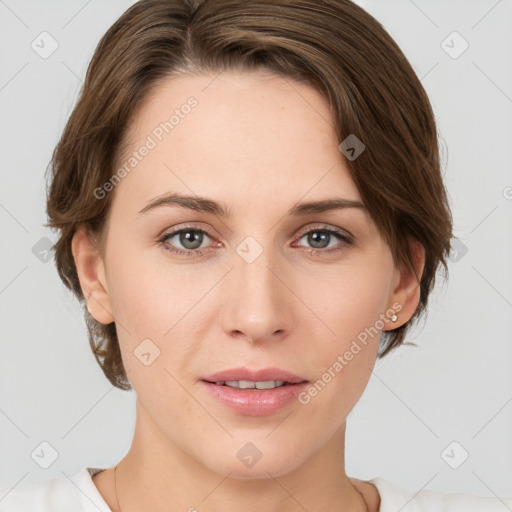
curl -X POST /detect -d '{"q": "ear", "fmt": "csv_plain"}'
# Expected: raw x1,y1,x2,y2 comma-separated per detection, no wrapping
71,226,114,324
383,238,425,331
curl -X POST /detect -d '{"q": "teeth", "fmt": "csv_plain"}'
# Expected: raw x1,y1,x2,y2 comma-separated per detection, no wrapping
218,380,286,390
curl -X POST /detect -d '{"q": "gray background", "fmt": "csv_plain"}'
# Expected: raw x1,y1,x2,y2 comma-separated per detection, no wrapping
1,0,511,500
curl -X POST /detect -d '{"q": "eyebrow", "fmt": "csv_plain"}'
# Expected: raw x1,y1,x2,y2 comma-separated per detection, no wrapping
138,192,365,216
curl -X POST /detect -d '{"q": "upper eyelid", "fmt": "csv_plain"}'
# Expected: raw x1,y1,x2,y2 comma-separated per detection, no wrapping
295,223,351,237
162,222,348,235
161,223,352,245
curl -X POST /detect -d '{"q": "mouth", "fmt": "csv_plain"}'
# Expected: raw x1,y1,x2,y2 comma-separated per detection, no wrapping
200,367,309,416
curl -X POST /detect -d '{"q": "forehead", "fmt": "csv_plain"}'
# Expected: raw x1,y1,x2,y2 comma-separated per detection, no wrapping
113,69,362,211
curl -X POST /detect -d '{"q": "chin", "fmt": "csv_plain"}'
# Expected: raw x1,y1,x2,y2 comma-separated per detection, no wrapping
198,443,307,481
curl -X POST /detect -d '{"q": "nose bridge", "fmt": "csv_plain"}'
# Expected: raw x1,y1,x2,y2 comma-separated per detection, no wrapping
222,235,292,342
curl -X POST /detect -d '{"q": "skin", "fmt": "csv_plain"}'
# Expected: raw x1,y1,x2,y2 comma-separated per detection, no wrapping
72,69,425,512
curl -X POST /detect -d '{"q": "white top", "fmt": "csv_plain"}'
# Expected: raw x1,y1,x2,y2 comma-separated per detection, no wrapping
0,467,511,511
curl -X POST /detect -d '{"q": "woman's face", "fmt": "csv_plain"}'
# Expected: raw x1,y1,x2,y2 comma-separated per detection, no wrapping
84,69,411,478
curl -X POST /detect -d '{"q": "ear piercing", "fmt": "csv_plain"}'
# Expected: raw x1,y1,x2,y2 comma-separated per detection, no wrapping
390,314,398,322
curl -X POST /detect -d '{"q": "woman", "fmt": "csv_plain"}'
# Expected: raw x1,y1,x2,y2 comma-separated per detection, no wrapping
1,0,510,510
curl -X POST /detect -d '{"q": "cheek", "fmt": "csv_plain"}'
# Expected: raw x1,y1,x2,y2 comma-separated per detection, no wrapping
105,241,209,336
297,255,393,410
304,255,393,346
103,243,220,385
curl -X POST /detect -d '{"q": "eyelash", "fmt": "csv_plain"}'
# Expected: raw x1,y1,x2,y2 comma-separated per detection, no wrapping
157,224,353,257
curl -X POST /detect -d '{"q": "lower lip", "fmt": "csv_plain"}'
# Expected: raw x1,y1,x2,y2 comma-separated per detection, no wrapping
200,381,309,416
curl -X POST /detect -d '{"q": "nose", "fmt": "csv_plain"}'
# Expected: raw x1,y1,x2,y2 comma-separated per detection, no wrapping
221,241,294,344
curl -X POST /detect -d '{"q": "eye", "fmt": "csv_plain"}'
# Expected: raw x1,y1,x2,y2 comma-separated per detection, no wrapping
293,225,353,254
158,224,353,257
158,226,214,256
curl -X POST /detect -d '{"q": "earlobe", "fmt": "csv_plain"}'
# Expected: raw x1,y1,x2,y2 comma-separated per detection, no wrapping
384,239,425,330
71,226,114,325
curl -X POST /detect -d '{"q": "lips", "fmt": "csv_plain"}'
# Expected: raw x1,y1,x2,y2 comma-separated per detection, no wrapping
200,367,309,416
201,367,308,385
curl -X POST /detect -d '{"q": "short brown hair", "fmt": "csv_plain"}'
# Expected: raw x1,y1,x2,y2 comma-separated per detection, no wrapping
46,0,453,391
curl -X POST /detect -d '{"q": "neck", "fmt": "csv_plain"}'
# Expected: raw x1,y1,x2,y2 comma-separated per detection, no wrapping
112,400,368,512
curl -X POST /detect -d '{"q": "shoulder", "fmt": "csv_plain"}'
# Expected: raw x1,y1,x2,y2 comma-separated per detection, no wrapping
367,476,512,512
0,468,111,512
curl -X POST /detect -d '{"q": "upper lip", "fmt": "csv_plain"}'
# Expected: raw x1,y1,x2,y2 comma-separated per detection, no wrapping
201,367,308,384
